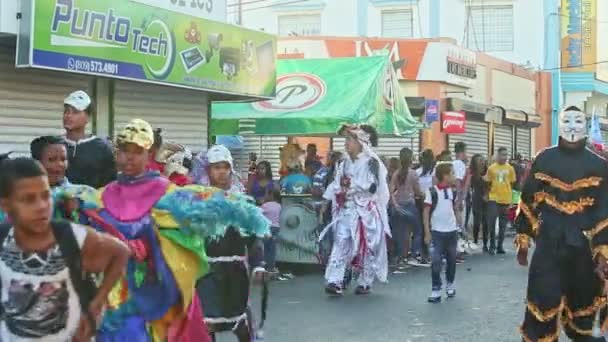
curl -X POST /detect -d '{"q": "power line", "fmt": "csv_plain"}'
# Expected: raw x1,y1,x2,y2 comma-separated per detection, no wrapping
543,60,608,71
227,0,311,14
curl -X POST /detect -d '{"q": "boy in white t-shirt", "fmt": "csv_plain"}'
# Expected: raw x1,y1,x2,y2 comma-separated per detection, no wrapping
423,161,462,303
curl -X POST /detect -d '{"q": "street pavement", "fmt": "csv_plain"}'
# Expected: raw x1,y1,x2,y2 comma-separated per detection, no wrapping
218,246,534,342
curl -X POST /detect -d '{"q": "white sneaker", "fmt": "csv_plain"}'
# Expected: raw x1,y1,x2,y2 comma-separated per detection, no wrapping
427,290,442,303
446,283,456,298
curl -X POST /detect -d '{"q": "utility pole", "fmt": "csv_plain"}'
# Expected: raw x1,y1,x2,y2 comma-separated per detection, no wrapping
238,0,243,25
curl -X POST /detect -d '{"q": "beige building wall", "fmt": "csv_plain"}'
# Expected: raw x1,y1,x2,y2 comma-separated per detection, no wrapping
491,70,536,112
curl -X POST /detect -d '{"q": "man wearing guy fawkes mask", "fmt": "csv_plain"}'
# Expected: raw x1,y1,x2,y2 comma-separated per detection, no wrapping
515,106,608,341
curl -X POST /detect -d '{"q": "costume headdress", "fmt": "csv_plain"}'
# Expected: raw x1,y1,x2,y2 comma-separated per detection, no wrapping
116,119,154,150
155,141,192,176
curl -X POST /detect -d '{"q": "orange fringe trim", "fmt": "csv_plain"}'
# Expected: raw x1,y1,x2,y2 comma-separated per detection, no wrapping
534,173,602,192
563,296,607,319
527,297,565,322
586,218,608,240
534,192,594,215
519,202,540,235
520,324,560,342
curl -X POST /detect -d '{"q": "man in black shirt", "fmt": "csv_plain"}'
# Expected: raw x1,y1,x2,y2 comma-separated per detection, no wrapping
62,90,116,188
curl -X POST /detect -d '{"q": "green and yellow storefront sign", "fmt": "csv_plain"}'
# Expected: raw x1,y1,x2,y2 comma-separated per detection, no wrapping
17,0,277,99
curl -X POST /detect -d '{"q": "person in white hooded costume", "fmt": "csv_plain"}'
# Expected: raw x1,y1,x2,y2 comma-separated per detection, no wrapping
321,124,390,296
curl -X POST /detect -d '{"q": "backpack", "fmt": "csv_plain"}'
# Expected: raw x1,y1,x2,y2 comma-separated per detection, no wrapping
0,220,97,326
429,186,456,217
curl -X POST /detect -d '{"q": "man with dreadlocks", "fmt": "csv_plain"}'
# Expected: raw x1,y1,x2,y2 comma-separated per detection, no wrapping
516,106,608,341
320,124,390,296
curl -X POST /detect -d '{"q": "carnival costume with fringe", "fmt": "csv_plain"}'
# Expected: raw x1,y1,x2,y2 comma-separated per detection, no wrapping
193,145,267,341
515,139,608,342
320,125,390,290
52,120,269,342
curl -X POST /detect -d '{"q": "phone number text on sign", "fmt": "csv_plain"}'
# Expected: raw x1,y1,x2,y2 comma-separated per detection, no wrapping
171,0,213,12
67,58,119,75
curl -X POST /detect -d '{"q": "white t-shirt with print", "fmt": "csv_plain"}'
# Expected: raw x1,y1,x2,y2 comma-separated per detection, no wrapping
0,223,88,341
425,186,459,233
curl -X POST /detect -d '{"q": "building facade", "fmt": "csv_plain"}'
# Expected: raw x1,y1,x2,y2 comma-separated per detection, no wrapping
238,0,607,146
276,37,551,159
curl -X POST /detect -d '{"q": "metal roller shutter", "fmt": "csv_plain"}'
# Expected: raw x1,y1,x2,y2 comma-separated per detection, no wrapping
332,134,420,160
493,124,514,157
113,81,208,153
233,136,288,179
449,121,489,158
0,45,92,156
515,127,531,159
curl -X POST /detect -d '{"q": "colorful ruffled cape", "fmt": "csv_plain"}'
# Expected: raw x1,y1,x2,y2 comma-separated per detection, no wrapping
52,182,270,341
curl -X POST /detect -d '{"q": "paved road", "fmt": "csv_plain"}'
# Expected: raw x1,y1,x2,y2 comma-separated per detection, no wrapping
218,246,532,342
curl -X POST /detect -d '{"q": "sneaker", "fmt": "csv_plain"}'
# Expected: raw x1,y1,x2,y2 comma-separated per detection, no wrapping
455,256,465,264
415,256,431,267
446,284,456,298
482,246,489,253
427,290,442,303
489,248,496,256
496,249,506,255
407,257,424,267
325,283,343,296
282,272,296,279
354,286,371,295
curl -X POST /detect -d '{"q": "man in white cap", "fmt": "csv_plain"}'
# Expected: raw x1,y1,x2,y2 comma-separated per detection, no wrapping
62,90,116,188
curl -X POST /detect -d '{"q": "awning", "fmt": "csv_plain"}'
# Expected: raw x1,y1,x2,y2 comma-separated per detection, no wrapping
445,97,503,122
505,110,542,128
210,56,423,137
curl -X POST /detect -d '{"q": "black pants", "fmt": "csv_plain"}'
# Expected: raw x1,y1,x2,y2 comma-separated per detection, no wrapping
486,201,509,251
521,237,606,342
472,199,489,247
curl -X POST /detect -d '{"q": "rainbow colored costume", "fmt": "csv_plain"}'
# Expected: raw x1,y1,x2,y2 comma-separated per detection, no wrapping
55,171,270,341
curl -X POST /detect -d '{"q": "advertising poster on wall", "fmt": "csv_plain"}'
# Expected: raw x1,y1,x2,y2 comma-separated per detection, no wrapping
17,0,277,99
441,111,466,134
425,99,439,124
560,0,597,72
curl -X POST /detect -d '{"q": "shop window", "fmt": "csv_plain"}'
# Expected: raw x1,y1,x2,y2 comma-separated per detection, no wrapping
278,14,321,36
381,10,414,38
465,5,514,52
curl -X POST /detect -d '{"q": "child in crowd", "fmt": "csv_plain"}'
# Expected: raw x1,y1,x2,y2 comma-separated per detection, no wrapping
30,136,70,188
423,161,462,303
261,188,282,277
0,158,130,341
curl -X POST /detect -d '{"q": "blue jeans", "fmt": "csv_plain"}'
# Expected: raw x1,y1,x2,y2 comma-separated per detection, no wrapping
390,201,423,259
431,230,458,290
264,226,280,270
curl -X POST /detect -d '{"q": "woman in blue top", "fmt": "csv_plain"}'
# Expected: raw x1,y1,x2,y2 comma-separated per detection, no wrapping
248,160,275,204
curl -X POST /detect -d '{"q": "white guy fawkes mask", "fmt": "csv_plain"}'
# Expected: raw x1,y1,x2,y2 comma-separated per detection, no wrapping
559,109,587,143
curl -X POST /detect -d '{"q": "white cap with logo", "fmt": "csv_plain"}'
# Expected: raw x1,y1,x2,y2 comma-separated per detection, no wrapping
64,90,91,111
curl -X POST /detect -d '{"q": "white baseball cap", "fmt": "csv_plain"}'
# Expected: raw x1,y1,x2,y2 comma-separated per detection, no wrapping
207,145,233,167
64,90,91,111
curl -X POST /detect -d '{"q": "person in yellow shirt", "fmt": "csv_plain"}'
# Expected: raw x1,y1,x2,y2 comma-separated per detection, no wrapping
484,147,516,255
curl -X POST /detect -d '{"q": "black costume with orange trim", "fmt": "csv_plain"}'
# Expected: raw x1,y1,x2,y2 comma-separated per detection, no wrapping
515,140,608,342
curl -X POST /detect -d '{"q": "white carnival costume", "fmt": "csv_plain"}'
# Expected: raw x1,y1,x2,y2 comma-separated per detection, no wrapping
321,125,390,293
